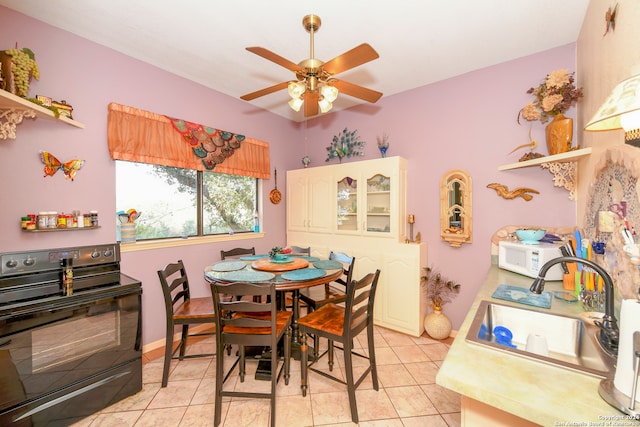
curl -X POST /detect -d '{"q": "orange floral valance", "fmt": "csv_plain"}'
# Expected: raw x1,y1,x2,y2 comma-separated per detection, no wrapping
107,103,270,179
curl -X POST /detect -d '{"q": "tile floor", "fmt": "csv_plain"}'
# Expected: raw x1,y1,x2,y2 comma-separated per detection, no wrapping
73,326,461,426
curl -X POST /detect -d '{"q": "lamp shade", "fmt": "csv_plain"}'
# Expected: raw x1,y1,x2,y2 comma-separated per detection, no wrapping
585,74,640,132
288,97,304,112
288,81,306,99
318,98,332,113
320,84,339,103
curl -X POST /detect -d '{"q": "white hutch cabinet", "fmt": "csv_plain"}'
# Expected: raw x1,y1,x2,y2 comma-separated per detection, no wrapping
286,156,427,337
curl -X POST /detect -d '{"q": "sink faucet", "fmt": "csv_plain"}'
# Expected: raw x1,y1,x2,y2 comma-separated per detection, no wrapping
530,256,619,357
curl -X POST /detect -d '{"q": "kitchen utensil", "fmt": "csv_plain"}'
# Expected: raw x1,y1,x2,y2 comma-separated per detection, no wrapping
118,213,130,224
269,168,282,204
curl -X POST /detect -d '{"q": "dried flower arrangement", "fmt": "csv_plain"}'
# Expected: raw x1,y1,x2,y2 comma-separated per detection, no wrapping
518,69,583,124
421,266,461,310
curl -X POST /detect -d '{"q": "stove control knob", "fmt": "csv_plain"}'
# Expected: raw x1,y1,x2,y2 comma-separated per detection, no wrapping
23,257,35,267
91,250,101,259
103,248,113,258
6,259,17,269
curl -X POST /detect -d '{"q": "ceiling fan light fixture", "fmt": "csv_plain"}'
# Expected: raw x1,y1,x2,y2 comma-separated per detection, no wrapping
318,98,333,113
320,84,339,103
288,81,306,99
289,97,304,112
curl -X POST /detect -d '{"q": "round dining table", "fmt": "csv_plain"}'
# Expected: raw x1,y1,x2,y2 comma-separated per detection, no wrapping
204,254,343,370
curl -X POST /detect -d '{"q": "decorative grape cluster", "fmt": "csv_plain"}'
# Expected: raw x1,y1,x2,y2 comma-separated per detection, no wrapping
5,48,39,97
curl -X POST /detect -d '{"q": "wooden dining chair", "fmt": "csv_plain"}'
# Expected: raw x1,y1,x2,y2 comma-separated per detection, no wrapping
298,251,355,358
290,245,311,256
157,260,216,387
209,281,292,427
220,247,255,260
298,270,381,424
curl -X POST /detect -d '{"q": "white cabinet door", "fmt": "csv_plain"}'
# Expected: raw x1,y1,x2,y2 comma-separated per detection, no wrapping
286,169,309,231
374,244,427,337
286,168,332,233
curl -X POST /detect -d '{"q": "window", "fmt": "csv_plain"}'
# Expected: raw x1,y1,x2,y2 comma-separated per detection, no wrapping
116,161,258,240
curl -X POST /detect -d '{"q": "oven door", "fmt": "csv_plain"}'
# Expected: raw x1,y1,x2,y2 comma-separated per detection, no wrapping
0,284,142,426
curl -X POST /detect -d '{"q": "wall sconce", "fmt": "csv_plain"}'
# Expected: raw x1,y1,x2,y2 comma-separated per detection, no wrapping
584,74,640,146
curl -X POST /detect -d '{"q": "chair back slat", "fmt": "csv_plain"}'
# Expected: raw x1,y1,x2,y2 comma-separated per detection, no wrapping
210,282,278,336
290,246,311,256
344,270,380,332
158,260,192,312
220,247,255,260
330,251,355,287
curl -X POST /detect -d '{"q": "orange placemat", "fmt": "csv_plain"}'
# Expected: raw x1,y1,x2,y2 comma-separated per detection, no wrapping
251,257,309,272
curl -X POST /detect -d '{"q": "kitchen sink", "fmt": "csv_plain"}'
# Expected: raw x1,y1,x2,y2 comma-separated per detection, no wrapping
465,300,615,378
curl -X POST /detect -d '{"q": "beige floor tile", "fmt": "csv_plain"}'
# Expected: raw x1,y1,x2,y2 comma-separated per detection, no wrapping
376,364,417,387
421,383,461,414
353,388,398,422
191,376,216,405
83,325,460,427
148,379,201,409
87,410,143,426
372,347,402,365
405,361,440,385
384,385,438,417
170,357,214,382
179,403,215,427
223,399,271,427
310,390,354,425
400,415,450,427
135,407,186,426
441,411,462,427
277,394,314,426
392,345,431,364
419,343,450,361
358,419,404,427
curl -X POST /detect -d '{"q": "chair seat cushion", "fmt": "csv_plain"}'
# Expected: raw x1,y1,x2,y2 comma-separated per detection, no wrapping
224,311,292,335
297,303,345,336
174,297,215,320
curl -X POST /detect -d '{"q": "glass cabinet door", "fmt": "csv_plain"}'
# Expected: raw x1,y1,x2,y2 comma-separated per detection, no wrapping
366,173,391,233
336,176,358,231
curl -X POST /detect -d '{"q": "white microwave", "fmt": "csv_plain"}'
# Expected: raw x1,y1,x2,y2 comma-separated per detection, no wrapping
498,240,564,280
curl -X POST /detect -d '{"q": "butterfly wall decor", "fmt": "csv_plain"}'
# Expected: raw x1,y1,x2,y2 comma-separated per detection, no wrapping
39,151,85,181
604,3,618,36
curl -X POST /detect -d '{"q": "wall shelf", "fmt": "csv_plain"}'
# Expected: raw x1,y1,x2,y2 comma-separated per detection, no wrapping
23,226,101,233
0,89,84,139
498,147,592,200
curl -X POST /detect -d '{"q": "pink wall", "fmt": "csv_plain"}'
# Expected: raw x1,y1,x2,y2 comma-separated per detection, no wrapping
1,7,577,343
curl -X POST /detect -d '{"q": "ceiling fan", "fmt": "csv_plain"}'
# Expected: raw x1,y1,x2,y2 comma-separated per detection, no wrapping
240,14,383,117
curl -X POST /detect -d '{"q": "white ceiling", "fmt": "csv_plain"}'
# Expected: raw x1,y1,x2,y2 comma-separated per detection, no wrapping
0,0,590,122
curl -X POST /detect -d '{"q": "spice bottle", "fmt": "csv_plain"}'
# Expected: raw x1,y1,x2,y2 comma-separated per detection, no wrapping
61,258,73,296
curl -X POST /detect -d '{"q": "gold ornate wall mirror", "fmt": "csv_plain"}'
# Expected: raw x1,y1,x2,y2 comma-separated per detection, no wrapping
440,169,472,248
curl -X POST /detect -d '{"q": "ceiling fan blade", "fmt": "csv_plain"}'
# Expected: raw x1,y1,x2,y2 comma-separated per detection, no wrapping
322,43,380,75
331,79,383,103
246,47,303,73
304,91,319,117
240,81,289,101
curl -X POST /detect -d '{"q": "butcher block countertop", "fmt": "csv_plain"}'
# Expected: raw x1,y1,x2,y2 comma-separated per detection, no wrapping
436,265,640,426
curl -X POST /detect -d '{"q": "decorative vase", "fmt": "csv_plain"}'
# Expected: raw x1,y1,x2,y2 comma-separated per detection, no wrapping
424,306,452,340
545,113,573,155
378,144,389,158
